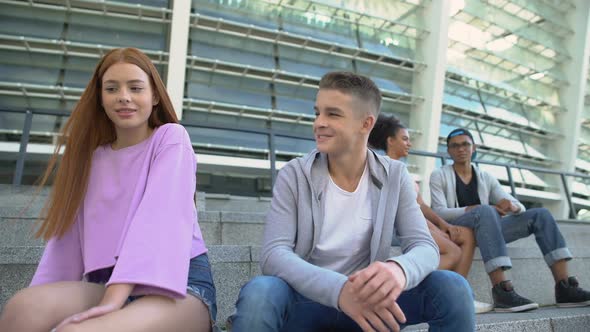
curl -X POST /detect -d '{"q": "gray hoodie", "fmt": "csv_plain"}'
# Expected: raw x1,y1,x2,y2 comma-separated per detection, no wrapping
430,164,526,222
259,149,439,309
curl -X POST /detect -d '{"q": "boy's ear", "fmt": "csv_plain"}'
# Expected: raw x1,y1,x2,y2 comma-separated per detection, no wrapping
363,113,376,132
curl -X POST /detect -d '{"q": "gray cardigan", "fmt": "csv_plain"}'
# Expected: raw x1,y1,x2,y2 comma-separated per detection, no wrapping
260,149,439,309
429,164,526,222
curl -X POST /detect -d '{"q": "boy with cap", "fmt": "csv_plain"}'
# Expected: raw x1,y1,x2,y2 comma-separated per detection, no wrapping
430,128,590,312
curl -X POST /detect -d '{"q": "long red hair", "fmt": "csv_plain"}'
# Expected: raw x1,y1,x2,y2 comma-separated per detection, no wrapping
36,48,178,240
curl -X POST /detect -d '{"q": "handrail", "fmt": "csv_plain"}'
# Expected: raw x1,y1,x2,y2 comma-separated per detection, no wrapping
1,107,588,219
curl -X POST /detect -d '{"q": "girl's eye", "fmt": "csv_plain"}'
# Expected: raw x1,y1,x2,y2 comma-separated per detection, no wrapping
131,87,144,92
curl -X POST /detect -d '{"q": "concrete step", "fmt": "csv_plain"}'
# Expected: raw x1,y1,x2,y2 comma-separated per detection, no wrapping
3,245,590,328
203,193,271,213
4,213,590,250
0,184,206,215
0,211,266,247
3,185,590,248
199,211,265,246
406,306,590,331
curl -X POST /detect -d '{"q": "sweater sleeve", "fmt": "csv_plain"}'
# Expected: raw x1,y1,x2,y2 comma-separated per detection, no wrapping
260,165,348,309
387,166,439,290
429,168,466,221
106,138,198,299
30,213,84,286
486,172,526,214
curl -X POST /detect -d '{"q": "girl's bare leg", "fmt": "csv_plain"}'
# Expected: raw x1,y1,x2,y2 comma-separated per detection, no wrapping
428,221,462,273
59,293,211,332
0,281,105,332
452,226,476,277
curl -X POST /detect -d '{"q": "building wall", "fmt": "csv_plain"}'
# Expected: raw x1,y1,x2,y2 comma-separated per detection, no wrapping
0,0,589,218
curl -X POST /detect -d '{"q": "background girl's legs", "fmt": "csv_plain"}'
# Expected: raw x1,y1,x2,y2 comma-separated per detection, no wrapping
428,222,462,274
452,226,476,277
0,281,105,332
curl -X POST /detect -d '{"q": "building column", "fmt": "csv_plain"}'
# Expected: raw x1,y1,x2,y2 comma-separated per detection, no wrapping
166,0,191,120
552,2,590,219
409,0,451,204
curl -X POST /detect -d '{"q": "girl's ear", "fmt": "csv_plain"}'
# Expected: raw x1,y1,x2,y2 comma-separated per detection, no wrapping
387,135,395,149
153,93,160,106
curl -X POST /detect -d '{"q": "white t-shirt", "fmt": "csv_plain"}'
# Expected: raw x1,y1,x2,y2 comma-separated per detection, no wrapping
309,164,373,275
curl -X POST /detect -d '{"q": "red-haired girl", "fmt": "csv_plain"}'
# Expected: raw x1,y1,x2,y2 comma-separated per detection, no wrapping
0,48,217,332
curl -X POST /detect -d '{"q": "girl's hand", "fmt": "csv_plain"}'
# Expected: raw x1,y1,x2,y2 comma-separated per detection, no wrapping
53,283,133,330
54,303,120,330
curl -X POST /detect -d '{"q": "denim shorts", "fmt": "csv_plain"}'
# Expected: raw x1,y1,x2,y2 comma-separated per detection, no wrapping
86,253,218,329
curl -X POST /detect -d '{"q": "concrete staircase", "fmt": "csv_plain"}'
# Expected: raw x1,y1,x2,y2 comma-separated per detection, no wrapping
1,185,590,331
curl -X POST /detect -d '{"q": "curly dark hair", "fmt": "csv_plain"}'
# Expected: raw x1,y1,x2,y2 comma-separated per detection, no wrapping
368,113,406,151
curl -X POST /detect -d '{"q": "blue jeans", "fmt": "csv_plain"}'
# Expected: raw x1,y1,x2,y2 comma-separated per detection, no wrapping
228,271,474,332
451,206,572,273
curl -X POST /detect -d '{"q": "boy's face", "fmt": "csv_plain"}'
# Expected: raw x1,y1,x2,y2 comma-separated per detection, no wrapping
313,89,373,156
447,134,475,163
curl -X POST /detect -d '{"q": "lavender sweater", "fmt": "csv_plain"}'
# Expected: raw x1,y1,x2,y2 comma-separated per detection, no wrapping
30,123,206,299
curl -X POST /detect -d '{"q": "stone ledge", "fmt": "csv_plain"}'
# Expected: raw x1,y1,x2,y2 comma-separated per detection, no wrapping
220,212,266,223
406,306,590,331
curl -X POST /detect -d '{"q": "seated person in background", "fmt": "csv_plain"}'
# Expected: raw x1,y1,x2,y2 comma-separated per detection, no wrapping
430,127,590,312
228,71,475,332
368,114,493,314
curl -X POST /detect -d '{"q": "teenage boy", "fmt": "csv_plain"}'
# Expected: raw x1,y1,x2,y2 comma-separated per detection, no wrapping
430,128,590,312
228,72,475,332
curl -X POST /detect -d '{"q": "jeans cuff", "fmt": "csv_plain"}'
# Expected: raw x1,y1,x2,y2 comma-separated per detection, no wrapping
484,256,512,273
544,247,573,267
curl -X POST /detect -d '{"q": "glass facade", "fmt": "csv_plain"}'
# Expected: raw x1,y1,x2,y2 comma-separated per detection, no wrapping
0,0,589,218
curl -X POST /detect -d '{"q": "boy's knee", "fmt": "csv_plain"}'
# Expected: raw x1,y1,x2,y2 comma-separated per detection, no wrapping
237,276,291,311
429,271,473,305
476,205,497,218
241,276,287,297
535,207,553,219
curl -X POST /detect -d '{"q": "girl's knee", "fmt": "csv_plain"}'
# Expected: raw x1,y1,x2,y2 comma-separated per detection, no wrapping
459,227,476,246
1,288,50,331
447,243,462,266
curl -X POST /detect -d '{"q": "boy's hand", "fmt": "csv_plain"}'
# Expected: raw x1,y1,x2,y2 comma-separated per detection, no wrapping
349,261,407,306
495,199,518,215
338,281,404,332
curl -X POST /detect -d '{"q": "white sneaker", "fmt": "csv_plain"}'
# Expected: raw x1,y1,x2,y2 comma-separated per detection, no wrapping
474,300,494,314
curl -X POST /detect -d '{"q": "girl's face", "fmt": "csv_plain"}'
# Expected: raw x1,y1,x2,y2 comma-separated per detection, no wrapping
101,62,158,135
387,128,412,160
